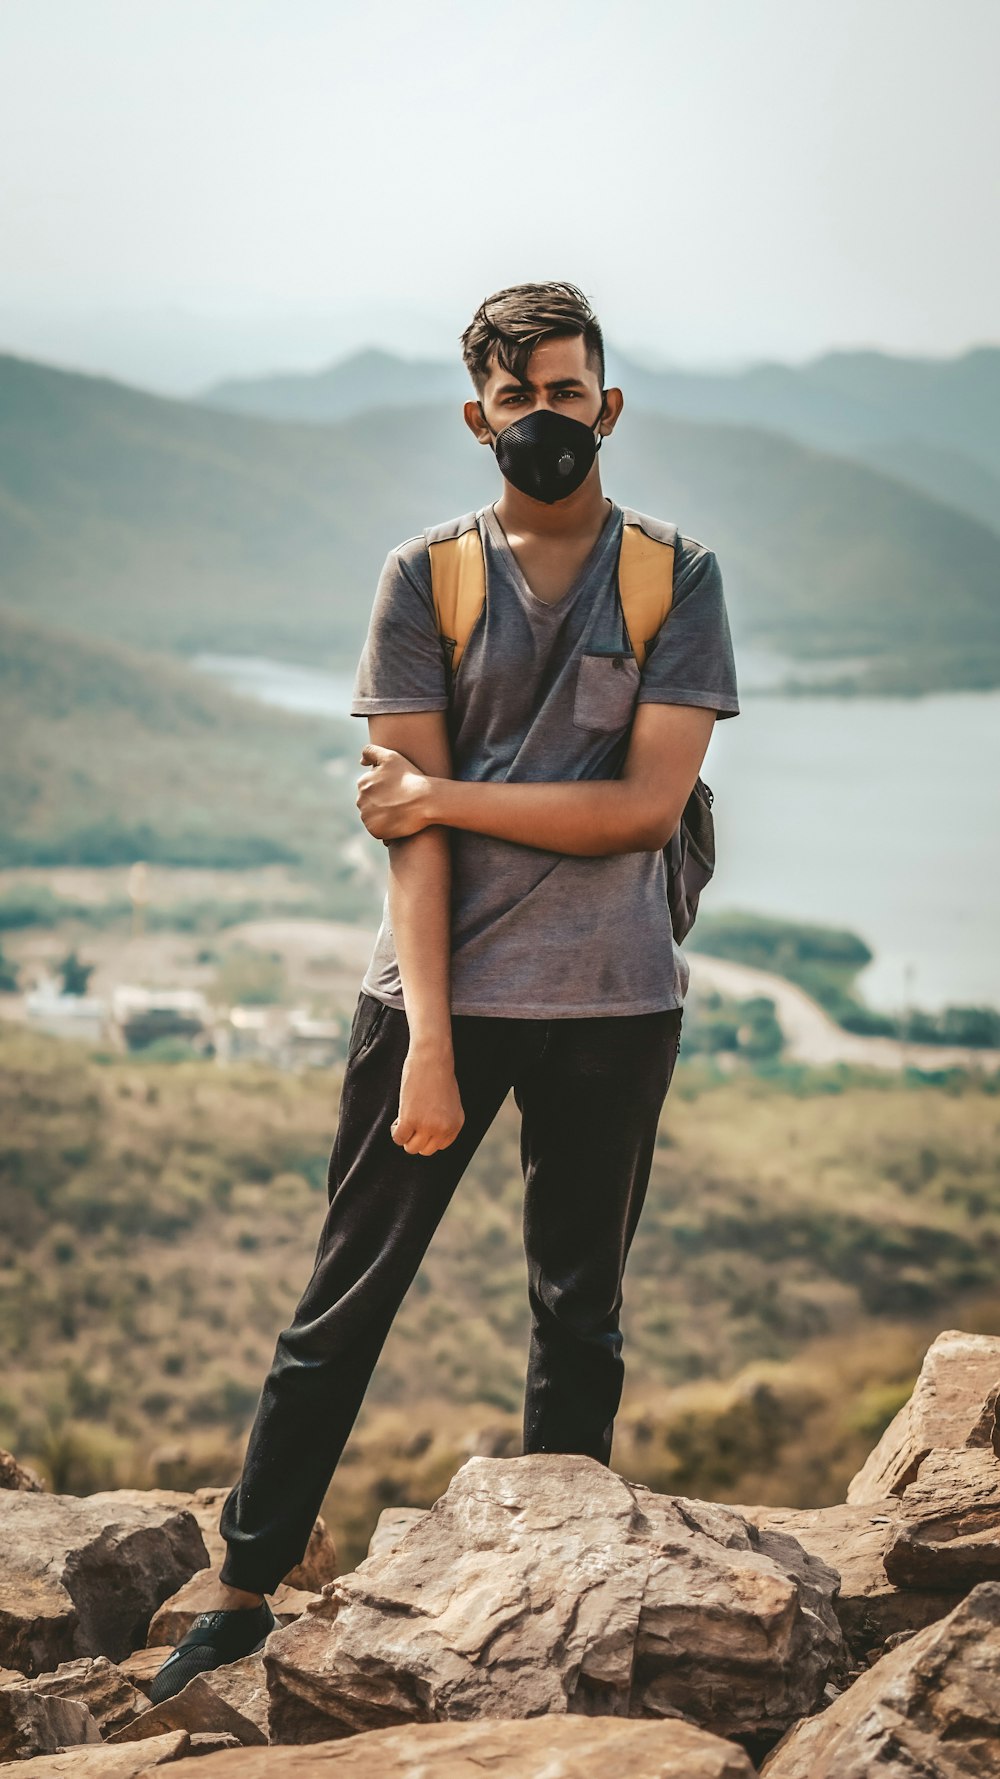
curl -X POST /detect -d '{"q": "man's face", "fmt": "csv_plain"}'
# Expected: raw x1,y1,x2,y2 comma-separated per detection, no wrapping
468,333,611,440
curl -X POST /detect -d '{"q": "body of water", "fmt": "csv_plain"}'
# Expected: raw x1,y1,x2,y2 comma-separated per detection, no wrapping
192,649,1000,1015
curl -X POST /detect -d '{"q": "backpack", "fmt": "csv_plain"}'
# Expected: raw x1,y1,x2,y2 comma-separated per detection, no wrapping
425,514,716,944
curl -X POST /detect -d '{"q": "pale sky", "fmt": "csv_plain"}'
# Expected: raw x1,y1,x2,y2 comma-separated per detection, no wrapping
1,0,997,392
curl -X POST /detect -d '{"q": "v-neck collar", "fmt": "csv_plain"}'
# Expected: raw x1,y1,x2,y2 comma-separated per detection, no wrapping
483,499,622,616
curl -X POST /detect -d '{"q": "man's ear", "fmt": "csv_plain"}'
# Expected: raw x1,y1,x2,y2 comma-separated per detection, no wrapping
598,386,624,437
463,398,493,445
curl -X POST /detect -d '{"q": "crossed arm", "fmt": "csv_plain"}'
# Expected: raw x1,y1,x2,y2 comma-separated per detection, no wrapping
357,699,718,857
355,701,716,1153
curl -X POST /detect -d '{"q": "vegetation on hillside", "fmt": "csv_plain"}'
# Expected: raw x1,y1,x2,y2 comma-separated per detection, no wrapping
0,607,374,904
1,1020,996,1568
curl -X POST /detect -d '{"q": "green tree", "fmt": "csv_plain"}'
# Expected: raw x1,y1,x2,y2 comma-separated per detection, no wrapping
58,948,94,996
0,943,18,992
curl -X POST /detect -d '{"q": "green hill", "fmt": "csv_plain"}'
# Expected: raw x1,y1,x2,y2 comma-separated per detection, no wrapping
202,344,469,424
0,604,361,881
3,350,1000,691
202,341,1000,534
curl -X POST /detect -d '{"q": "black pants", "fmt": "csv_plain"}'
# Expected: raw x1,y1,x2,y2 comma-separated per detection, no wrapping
218,990,683,1593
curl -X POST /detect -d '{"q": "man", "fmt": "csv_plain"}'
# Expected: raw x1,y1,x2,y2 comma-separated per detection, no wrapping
150,281,740,1701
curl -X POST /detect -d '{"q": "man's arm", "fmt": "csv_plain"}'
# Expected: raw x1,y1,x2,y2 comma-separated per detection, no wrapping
360,711,464,1156
358,702,718,855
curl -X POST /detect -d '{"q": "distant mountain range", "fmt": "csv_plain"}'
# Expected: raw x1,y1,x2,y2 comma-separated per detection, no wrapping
2,347,999,693
201,343,1000,537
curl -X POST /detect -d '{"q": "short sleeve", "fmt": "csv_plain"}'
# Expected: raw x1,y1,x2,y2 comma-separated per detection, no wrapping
635,536,740,720
350,544,449,716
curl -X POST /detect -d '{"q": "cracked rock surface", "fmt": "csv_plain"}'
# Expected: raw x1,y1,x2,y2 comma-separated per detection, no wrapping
848,1328,1000,1503
264,1451,843,1745
0,1492,210,1677
133,1715,758,1776
760,1578,1000,1776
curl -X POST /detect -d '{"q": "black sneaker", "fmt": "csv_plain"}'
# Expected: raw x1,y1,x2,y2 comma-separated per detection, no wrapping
148,1598,277,1705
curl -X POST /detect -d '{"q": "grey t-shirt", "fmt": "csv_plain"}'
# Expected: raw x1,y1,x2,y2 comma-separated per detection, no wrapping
350,499,740,1017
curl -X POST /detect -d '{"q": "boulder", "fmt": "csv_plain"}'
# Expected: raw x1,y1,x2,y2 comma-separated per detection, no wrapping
264,1453,843,1748
882,1445,1000,1588
847,1328,1000,1502
0,1729,191,1772
148,1576,320,1647
864,1335,1000,1610
733,1328,1000,1660
2,1653,146,1735
0,1679,101,1760
134,1715,757,1776
0,1448,46,1493
728,1497,965,1659
0,1490,210,1677
107,1650,268,1747
760,1579,1000,1776
365,1508,429,1561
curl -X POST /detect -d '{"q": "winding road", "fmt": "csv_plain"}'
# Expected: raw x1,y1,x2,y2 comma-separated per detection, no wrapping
688,953,1000,1074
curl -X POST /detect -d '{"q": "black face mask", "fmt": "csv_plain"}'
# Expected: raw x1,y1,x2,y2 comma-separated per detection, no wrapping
479,396,607,504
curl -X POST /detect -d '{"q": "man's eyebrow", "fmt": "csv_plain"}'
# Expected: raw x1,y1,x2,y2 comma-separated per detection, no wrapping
494,376,588,394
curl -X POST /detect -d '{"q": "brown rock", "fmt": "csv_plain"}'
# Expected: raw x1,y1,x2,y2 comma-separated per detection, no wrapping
119,1649,174,1698
147,1574,320,1647
0,1449,46,1492
9,1653,146,1735
265,1453,843,1746
0,1681,101,1760
760,1579,1000,1776
848,1328,1000,1502
729,1496,965,1659
366,1508,430,1560
0,1490,210,1677
107,1651,268,1747
137,1715,757,1776
882,1445,1000,1588
0,1729,191,1773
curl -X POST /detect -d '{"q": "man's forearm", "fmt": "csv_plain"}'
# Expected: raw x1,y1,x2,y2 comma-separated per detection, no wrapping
386,827,453,1049
422,777,667,856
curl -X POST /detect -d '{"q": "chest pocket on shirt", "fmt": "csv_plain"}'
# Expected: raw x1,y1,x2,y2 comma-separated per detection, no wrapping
572,650,641,732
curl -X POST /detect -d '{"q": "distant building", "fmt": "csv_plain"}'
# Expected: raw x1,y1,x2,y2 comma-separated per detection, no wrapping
23,975,347,1070
111,985,214,1053
216,1004,287,1065
282,1011,343,1071
215,1005,346,1070
25,974,107,1043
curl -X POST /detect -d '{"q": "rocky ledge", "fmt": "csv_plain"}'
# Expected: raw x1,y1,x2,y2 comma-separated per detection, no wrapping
0,1327,997,1776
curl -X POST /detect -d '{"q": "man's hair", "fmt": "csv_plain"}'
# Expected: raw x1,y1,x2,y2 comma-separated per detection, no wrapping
460,281,605,395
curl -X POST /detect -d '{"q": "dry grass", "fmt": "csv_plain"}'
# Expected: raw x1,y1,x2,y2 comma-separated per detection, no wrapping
1,1020,997,1569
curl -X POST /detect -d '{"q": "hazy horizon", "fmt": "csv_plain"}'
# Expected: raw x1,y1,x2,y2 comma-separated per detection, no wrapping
2,0,997,394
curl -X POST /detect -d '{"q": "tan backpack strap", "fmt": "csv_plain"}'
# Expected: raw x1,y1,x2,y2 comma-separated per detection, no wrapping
618,523,675,669
427,527,487,674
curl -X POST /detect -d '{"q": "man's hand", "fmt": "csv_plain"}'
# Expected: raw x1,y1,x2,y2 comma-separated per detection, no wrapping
391,1036,465,1155
357,742,432,841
